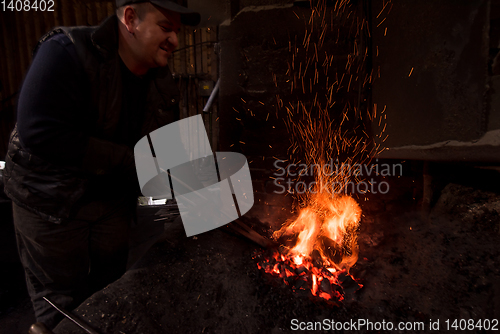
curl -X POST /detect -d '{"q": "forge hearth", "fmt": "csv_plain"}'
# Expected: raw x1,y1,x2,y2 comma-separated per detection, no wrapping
254,248,363,305
53,166,500,334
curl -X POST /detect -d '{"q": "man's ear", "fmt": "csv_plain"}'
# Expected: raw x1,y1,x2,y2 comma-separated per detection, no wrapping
123,6,138,34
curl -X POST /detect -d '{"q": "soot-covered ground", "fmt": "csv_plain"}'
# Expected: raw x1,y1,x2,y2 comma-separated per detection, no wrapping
55,165,500,334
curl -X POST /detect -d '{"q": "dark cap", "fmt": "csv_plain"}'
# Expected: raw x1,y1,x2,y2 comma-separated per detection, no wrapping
116,0,201,26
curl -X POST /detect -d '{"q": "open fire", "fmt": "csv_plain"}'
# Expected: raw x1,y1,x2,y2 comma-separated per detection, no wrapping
255,192,363,303
254,0,390,303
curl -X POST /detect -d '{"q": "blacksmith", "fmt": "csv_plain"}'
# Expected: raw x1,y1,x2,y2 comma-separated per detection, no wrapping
3,0,200,329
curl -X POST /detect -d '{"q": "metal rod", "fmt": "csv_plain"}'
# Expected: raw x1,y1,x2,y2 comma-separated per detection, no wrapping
202,78,220,113
42,297,100,334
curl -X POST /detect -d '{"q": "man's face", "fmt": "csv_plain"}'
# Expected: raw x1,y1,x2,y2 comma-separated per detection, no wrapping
131,6,181,69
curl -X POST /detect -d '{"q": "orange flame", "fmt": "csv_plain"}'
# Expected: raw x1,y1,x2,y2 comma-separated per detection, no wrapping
273,193,361,274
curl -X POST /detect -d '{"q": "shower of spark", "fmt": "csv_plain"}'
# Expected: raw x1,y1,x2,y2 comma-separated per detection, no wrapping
277,0,389,186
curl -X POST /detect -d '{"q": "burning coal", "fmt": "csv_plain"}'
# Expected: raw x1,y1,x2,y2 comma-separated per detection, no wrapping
256,192,362,302
255,248,362,304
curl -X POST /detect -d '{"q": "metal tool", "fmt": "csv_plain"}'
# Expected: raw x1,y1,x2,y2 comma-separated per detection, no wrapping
43,297,100,334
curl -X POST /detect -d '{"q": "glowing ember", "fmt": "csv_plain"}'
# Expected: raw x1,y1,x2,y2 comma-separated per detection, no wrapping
255,245,362,304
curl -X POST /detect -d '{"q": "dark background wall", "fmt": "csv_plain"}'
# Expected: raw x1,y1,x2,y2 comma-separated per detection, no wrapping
371,0,500,162
373,0,489,146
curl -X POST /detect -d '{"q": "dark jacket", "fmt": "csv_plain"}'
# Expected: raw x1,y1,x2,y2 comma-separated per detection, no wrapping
3,16,180,223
